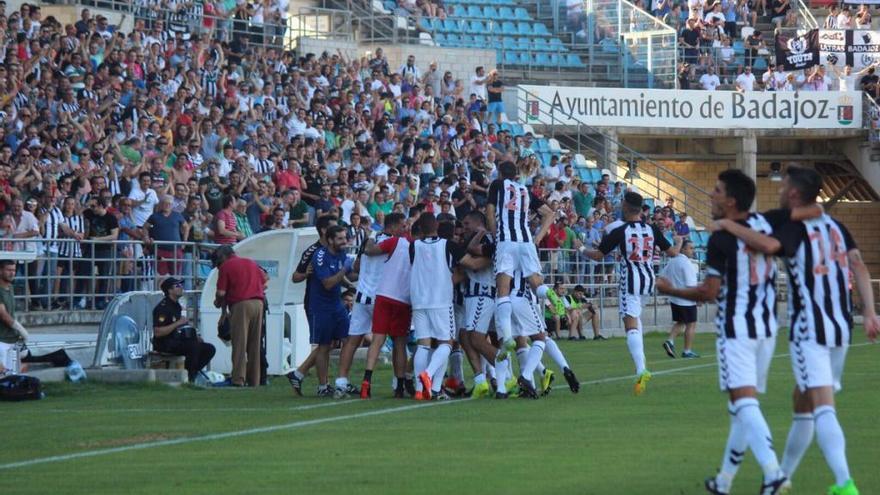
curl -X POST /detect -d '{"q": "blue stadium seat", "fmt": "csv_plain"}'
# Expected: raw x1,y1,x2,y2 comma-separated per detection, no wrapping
644,198,655,210
451,5,465,16
540,152,552,166
419,18,433,31
503,51,520,65
578,168,592,182
459,34,474,47
700,231,710,247
533,23,550,36
549,53,561,67
566,54,584,67
536,138,550,152
487,21,502,34
514,7,530,20
445,34,461,47
496,51,503,64
533,38,549,51
483,6,499,19
442,19,461,32
490,38,503,49
517,22,533,35
503,37,517,51
430,18,444,31
753,57,767,70
383,0,396,11
467,5,483,18
466,20,486,33
516,37,530,50
519,52,533,66
502,21,517,35
510,123,524,135
472,34,487,46
500,122,513,132
434,33,447,44
498,6,516,19
588,168,602,183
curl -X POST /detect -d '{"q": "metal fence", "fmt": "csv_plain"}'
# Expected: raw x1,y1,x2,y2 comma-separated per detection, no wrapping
7,238,218,313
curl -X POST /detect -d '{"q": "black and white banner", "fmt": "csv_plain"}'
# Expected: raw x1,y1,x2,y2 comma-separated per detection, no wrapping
819,30,880,69
776,29,820,71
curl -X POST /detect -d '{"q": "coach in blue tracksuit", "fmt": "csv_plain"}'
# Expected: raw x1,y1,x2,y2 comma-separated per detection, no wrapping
308,224,357,397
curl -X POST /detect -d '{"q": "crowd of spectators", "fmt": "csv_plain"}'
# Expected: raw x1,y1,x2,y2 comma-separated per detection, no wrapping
0,1,693,313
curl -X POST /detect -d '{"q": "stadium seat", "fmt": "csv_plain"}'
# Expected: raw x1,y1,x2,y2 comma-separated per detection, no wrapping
588,168,602,183
535,52,552,66
700,231,710,246
483,6,499,19
419,32,434,46
467,5,483,17
514,7,530,20
741,26,754,40
533,38,549,51
419,18,433,31
732,40,745,54
548,37,565,52
500,122,513,132
383,0,396,12
548,138,563,154
430,18,444,31
434,33,447,44
536,138,550,153
540,153,552,166
503,51,520,65
516,37,531,50
510,123,524,135
578,168,593,181
496,51,503,64
459,34,474,47
450,5,465,16
503,37,517,51
533,23,550,36
498,6,516,19
517,22,533,35
502,21,517,35
518,52,533,66
573,153,588,168
472,34,487,46
549,53,562,67
466,20,486,33
442,19,461,32
566,54,584,67
490,38,503,49
445,33,461,47
753,57,767,70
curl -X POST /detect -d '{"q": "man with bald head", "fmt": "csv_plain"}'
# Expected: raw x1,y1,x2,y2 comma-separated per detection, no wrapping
144,194,189,277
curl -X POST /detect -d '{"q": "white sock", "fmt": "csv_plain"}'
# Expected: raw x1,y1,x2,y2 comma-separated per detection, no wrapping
482,357,495,379
521,340,545,380
544,338,569,370
536,360,546,375
515,347,528,371
506,356,515,381
334,377,349,390
625,329,646,375
734,398,781,481
413,345,430,392
474,372,486,385
814,405,851,486
718,402,747,489
495,297,513,341
495,349,508,393
781,413,814,479
535,284,550,299
426,343,451,393
449,349,464,383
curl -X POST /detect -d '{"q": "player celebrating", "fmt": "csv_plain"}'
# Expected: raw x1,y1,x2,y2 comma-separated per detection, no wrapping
411,213,466,400
581,191,682,395
359,213,412,399
485,161,554,359
656,170,786,495
333,219,393,398
308,225,356,397
714,166,880,495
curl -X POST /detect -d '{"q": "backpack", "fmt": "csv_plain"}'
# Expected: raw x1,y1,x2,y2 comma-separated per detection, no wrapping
0,375,44,401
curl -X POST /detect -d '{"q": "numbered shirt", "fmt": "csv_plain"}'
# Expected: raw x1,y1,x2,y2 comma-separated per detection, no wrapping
767,211,856,347
597,221,671,296
706,213,777,340
488,178,544,243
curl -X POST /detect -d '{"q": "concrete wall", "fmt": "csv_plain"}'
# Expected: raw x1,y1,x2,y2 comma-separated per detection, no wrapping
296,37,495,88
826,202,880,276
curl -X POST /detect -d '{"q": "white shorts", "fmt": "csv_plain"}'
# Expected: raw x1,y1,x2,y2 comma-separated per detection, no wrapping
454,304,465,331
512,296,544,338
619,293,645,319
464,296,495,334
349,302,374,336
716,337,776,393
413,307,457,341
0,341,16,373
790,340,847,393
494,241,542,279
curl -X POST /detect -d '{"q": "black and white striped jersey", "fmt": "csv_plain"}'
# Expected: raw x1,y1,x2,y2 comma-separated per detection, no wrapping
510,270,536,303
706,213,777,340
597,221,671,296
488,178,544,243
43,206,65,253
463,235,496,298
769,212,856,347
59,214,85,258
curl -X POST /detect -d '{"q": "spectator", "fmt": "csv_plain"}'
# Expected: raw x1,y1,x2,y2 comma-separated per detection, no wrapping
700,65,721,90
129,172,159,228
84,197,119,309
485,70,506,124
674,212,691,236
735,65,757,92
144,195,188,276
213,195,241,245
213,245,267,387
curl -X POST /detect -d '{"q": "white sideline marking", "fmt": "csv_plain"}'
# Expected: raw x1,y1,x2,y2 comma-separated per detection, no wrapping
1,342,872,471
43,400,361,414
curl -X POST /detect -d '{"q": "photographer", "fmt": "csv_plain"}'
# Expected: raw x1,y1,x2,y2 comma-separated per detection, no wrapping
153,277,216,382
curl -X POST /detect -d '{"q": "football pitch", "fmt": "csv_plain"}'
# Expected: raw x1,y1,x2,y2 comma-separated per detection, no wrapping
2,331,878,495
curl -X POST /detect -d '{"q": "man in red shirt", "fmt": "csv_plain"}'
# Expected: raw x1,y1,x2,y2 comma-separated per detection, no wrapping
213,245,268,387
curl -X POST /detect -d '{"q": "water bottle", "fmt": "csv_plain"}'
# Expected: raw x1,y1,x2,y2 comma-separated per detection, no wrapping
66,361,87,383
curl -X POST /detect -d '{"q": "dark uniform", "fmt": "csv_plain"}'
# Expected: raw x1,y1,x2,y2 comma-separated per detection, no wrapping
153,294,216,381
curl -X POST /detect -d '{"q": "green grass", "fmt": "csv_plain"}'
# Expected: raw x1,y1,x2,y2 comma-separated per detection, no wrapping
1,331,878,494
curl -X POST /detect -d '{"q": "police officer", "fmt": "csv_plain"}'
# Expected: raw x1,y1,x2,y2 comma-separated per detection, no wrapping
153,277,216,382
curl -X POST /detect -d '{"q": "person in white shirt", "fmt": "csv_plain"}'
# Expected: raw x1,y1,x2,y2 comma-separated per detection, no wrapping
735,66,756,91
128,172,159,227
836,7,852,29
659,239,699,358
700,66,722,90
469,66,487,101
761,63,783,90
830,63,876,92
